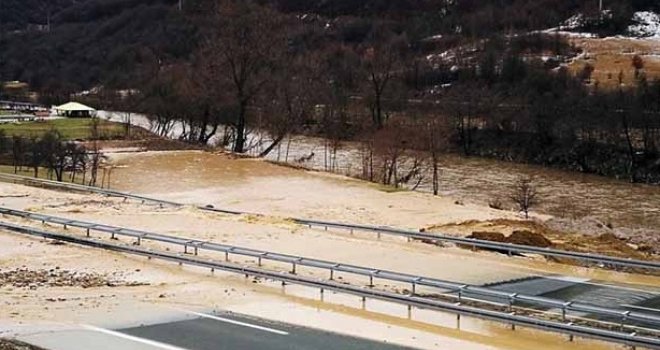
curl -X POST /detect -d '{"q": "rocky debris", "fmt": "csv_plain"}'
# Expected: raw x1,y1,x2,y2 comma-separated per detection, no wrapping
0,268,149,289
0,339,46,350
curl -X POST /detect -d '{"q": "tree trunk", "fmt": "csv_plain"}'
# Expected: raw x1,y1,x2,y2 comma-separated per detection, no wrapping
259,133,286,158
233,104,247,153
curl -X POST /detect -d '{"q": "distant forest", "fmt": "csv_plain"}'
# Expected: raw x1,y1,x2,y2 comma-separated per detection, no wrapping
1,0,660,184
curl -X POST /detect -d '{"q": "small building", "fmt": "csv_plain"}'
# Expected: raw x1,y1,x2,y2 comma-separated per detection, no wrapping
54,102,97,118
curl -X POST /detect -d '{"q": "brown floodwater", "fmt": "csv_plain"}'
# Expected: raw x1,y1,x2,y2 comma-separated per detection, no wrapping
101,111,660,232
255,135,660,231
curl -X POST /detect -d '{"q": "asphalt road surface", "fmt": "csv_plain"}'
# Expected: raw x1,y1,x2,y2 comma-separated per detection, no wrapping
20,312,414,350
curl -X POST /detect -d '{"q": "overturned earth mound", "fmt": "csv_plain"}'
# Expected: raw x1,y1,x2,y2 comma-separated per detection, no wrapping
507,230,553,247
467,230,553,248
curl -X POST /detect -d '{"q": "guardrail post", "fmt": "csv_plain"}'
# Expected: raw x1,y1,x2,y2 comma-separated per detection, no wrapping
194,246,198,256
324,226,328,231
562,302,572,322
350,229,353,235
225,251,229,261
411,282,416,295
330,269,334,280
369,275,374,287
457,285,467,304
377,232,381,239
86,228,90,237
620,311,630,331
291,263,297,274
184,245,188,254
63,224,67,230
136,237,141,246
508,293,517,312
407,305,412,319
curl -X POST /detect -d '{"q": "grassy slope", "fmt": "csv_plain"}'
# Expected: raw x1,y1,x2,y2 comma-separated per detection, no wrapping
568,37,660,89
0,118,125,140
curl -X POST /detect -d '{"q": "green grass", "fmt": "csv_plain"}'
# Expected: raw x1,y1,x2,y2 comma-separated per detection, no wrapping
0,118,125,140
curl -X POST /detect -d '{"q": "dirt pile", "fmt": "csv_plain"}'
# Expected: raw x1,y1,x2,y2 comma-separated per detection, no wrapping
507,230,553,247
467,230,553,248
467,231,506,242
0,268,148,289
557,233,642,259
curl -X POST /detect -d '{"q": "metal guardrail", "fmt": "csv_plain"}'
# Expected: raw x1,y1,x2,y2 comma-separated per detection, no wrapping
1,221,659,349
1,172,658,272
1,206,659,332
293,219,660,271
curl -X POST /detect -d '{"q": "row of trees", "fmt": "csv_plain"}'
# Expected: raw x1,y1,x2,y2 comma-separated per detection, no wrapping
0,129,104,186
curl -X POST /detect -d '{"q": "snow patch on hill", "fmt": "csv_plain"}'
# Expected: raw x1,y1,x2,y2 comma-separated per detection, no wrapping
628,11,660,38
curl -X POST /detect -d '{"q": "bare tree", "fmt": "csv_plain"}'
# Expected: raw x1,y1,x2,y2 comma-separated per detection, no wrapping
202,1,287,153
258,52,320,157
510,177,539,219
426,118,450,195
361,34,407,129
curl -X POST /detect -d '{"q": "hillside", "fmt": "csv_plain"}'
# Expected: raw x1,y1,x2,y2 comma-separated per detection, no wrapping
0,0,195,97
2,0,660,94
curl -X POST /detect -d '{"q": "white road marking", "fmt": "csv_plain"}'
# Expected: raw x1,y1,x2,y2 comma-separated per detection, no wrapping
187,311,289,336
81,325,191,350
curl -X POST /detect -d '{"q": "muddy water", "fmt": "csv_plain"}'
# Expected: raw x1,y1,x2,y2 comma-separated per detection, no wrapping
258,135,660,231
100,110,660,232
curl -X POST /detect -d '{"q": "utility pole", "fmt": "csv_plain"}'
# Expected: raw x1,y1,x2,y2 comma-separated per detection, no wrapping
178,0,183,11
599,0,603,13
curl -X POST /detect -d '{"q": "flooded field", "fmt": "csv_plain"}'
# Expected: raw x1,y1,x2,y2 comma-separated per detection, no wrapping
101,111,660,233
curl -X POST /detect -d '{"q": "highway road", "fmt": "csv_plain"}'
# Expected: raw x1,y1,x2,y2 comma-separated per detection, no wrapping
19,312,413,350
